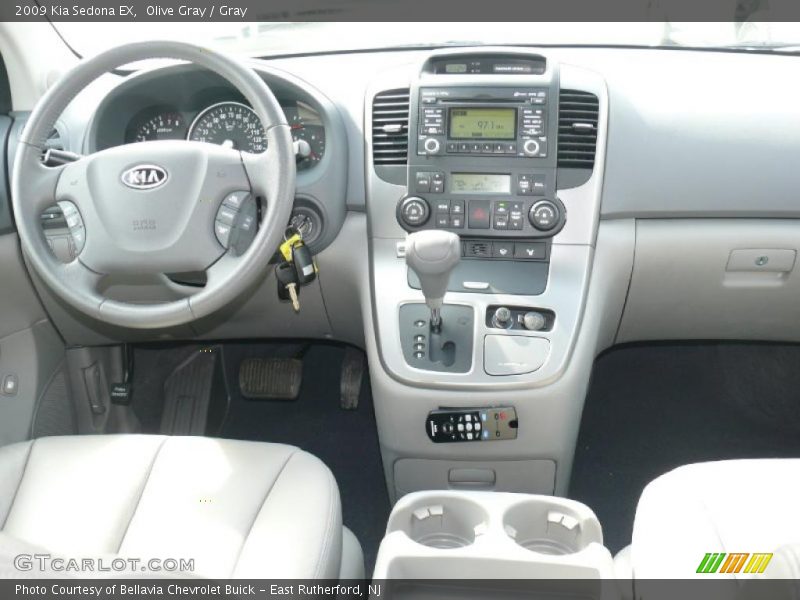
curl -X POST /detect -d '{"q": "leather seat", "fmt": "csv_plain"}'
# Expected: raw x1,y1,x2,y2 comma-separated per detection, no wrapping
0,435,363,579
624,459,800,580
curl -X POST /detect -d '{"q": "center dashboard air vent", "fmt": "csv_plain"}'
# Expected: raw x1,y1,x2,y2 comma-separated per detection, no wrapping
557,90,599,169
372,88,410,166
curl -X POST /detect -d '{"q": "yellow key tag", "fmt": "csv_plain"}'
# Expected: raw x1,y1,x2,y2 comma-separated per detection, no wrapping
279,234,303,262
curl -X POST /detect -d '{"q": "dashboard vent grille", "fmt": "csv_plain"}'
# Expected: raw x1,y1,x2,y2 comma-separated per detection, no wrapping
558,90,599,169
372,88,409,166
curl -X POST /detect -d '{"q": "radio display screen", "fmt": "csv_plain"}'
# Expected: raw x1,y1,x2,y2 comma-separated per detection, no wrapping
451,173,511,194
448,108,516,140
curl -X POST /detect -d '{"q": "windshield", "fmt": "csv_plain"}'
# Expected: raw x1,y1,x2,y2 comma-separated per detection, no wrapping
53,22,800,58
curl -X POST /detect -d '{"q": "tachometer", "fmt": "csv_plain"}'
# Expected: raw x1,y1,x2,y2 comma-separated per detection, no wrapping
131,111,186,142
187,102,267,153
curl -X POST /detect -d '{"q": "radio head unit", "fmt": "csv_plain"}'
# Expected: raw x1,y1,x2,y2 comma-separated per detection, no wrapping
417,86,548,159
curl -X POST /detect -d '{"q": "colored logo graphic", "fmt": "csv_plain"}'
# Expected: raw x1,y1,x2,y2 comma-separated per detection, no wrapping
696,553,773,574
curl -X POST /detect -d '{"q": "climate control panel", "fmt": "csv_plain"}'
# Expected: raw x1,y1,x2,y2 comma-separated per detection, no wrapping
398,194,565,239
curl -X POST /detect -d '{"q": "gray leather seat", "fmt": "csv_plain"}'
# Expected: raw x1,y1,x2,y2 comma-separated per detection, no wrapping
0,435,363,579
621,459,800,580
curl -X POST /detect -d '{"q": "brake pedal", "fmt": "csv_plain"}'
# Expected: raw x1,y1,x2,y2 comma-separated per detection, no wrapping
239,358,302,400
340,347,366,410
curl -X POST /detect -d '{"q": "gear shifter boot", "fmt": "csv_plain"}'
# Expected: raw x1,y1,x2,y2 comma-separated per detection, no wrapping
399,303,474,373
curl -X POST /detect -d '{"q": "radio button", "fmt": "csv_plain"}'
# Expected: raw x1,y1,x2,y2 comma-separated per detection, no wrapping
459,143,470,153
481,143,493,153
523,139,541,157
504,143,517,154
469,143,481,153
494,144,505,154
446,142,457,153
423,138,441,155
468,200,491,229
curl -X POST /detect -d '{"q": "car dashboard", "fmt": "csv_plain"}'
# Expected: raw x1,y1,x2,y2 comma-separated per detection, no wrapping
5,38,800,505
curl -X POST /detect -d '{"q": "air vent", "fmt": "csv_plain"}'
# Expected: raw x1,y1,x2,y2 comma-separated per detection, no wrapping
557,90,599,169
372,88,409,166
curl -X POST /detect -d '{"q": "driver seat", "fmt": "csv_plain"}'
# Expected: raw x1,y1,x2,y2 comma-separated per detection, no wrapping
0,435,364,579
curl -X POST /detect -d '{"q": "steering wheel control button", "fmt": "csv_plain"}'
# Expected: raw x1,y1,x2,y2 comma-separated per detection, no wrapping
215,222,232,248
222,191,249,210
529,200,560,231
398,197,430,228
216,205,238,227
238,214,255,232
57,201,86,254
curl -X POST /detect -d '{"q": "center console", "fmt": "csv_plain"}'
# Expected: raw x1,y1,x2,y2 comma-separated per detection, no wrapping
373,490,614,582
364,48,610,502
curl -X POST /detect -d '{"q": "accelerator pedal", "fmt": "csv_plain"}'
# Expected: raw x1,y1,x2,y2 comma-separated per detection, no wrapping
239,357,303,400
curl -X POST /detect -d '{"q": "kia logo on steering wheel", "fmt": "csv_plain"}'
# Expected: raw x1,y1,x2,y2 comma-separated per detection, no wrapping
121,164,168,190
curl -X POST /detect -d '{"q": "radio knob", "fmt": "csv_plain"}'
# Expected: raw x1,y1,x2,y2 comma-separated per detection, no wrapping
529,200,559,231
423,138,441,156
522,139,541,157
398,196,431,228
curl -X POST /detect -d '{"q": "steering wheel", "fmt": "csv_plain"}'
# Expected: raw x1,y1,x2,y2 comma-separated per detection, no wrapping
11,41,296,329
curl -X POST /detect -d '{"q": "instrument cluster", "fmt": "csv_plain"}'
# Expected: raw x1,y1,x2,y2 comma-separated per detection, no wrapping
124,99,326,171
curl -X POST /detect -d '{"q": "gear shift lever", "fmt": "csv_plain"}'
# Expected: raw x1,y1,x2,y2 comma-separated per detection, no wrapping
405,230,461,332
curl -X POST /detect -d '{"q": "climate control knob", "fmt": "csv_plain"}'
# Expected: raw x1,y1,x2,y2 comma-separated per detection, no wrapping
398,196,431,228
529,200,560,232
423,138,441,156
522,139,541,157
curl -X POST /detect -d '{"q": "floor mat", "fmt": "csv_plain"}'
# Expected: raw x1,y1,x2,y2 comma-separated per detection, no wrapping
219,342,390,575
569,343,800,555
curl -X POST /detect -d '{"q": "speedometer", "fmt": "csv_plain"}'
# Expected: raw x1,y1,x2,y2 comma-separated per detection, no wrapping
187,102,267,153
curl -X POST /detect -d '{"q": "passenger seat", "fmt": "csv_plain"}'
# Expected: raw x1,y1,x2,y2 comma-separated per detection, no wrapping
619,459,800,581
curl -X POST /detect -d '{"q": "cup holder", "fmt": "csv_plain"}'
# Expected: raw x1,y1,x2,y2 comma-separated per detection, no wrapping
503,499,598,555
398,497,488,549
